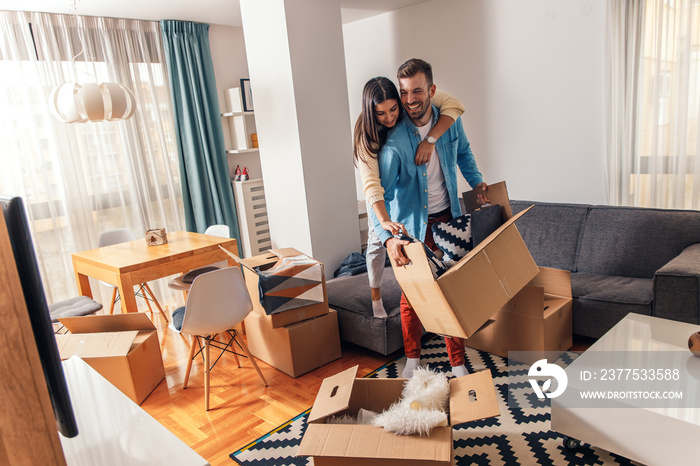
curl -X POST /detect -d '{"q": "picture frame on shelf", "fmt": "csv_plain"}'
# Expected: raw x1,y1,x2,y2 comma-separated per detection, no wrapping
241,78,254,111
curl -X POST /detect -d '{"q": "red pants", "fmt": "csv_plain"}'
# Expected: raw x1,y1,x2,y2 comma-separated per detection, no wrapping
400,210,465,367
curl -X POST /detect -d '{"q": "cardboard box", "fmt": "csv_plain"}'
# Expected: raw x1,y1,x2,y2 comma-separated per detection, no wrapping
391,182,539,339
244,308,341,378
466,267,573,365
240,248,329,328
55,313,165,404
298,365,500,465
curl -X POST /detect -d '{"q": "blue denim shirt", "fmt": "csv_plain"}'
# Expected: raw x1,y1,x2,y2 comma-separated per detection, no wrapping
369,105,484,245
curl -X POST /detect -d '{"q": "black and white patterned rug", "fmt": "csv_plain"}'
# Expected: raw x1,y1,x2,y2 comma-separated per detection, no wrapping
231,336,639,465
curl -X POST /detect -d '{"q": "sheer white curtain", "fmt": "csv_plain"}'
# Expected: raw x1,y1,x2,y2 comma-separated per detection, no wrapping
606,1,645,206
607,0,700,209
0,11,185,307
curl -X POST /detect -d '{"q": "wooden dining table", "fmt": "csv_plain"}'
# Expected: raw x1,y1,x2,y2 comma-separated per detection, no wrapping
72,231,238,315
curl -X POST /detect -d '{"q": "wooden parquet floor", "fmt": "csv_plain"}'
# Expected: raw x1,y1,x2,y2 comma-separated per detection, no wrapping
139,311,397,466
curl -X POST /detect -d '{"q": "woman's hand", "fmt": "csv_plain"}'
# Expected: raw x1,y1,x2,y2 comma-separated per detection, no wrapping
381,220,407,236
415,140,433,165
386,237,411,267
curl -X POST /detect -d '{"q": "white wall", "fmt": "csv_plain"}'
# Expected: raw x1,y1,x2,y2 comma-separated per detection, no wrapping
343,0,607,205
240,0,360,274
208,24,262,180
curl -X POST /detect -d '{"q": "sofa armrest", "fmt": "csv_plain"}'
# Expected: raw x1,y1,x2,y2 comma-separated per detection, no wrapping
653,243,700,324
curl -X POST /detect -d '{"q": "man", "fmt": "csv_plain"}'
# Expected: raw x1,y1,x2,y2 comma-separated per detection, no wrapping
369,58,487,378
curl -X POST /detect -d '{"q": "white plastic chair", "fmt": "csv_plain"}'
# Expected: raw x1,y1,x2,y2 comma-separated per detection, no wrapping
98,228,168,321
169,266,268,410
168,224,231,294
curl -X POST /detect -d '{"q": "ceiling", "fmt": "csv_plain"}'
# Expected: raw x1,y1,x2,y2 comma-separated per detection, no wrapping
0,0,430,27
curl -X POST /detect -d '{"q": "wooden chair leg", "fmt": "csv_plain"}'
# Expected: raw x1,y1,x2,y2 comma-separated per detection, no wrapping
143,283,168,322
236,335,268,387
109,287,117,314
141,285,154,314
183,336,198,388
204,337,210,411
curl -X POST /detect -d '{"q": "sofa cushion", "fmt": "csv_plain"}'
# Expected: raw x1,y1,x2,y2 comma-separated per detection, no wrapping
431,214,473,263
571,273,653,305
571,273,653,338
576,206,700,278
510,201,589,272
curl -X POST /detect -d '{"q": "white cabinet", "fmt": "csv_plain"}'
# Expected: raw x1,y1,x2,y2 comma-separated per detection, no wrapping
232,178,271,257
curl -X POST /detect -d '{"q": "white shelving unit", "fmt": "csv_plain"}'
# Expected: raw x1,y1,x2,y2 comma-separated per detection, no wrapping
222,111,258,152
232,178,271,257
223,86,268,257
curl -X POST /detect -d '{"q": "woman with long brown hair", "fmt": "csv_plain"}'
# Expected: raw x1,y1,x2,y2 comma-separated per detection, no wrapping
354,76,465,318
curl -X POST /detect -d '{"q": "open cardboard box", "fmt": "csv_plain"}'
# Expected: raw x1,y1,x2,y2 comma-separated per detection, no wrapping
298,365,500,465
466,266,573,365
244,308,341,378
55,313,165,404
391,181,539,339
239,247,329,328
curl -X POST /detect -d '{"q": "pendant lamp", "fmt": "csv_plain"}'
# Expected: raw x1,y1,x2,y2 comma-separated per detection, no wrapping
49,82,136,123
48,1,137,123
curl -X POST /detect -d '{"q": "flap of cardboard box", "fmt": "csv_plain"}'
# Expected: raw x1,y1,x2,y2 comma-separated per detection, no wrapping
60,312,156,334
269,247,304,259
55,330,138,360
446,206,533,276
449,369,500,425
240,252,281,270
502,284,545,318
530,267,572,298
298,423,452,461
463,181,513,223
308,365,359,423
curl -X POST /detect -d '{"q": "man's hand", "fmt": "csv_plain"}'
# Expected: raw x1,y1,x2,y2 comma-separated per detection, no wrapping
381,220,407,236
415,140,433,165
385,236,411,267
475,182,490,206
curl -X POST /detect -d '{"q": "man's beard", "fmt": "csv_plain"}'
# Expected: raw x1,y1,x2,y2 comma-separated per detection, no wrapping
405,98,431,121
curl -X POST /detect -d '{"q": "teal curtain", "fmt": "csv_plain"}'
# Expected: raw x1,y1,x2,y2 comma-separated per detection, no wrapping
160,20,240,251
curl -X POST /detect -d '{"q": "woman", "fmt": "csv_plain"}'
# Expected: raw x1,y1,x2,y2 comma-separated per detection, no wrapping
353,76,465,318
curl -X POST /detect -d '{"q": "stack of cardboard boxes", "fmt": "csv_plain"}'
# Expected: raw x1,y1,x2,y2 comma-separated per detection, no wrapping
390,182,573,359
240,248,342,378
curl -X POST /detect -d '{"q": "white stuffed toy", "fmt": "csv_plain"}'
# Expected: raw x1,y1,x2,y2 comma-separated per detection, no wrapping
373,366,450,436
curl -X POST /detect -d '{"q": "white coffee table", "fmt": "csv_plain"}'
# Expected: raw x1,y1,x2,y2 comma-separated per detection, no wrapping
551,313,700,464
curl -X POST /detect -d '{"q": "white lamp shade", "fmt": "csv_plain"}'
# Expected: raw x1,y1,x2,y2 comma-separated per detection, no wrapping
49,82,137,123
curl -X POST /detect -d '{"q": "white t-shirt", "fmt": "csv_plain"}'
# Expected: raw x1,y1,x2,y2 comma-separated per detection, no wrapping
416,121,450,214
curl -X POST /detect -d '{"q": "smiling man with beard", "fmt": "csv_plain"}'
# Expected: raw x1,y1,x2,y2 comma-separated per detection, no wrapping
368,58,488,379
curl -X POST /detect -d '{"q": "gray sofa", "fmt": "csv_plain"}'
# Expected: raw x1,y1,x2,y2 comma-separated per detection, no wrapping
327,199,700,354
510,200,700,338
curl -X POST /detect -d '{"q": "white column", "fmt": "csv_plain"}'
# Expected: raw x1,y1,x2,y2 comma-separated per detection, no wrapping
240,0,361,276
